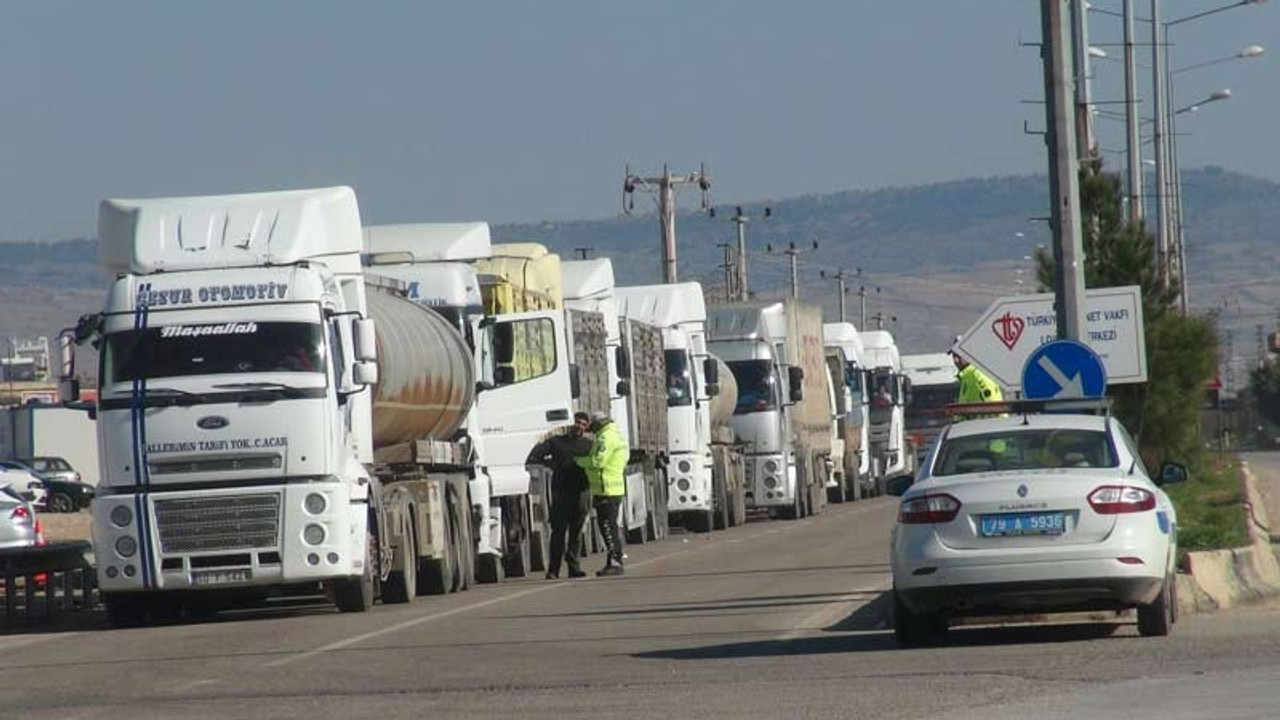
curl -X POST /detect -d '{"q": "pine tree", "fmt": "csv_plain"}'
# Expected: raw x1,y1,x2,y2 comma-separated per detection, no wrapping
1036,162,1217,464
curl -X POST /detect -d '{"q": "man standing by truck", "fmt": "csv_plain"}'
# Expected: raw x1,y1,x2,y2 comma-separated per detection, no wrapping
528,412,593,579
582,411,628,576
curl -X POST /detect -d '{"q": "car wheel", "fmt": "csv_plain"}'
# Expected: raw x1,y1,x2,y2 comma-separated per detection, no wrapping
1137,574,1174,637
48,492,74,514
893,590,943,648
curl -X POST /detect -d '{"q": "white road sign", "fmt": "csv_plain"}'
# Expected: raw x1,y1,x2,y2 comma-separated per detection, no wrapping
955,286,1147,390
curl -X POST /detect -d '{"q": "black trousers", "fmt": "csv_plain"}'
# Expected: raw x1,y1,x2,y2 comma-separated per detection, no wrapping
593,495,624,565
549,488,591,575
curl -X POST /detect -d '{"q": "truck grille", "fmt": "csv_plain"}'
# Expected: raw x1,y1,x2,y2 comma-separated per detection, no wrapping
149,454,282,476
153,494,282,554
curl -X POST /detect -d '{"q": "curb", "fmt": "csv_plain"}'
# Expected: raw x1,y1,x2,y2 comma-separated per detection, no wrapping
1176,461,1280,616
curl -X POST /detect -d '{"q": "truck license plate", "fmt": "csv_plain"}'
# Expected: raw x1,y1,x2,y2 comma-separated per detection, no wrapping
191,568,252,586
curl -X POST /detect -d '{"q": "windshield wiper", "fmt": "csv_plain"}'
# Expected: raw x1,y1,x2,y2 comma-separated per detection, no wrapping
213,382,311,400
145,387,202,405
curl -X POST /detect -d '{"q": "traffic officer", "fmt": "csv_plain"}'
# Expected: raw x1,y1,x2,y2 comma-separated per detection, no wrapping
950,346,1003,404
527,412,593,579
579,410,628,577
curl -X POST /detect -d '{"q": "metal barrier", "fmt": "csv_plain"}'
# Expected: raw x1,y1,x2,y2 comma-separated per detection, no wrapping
1,541,96,626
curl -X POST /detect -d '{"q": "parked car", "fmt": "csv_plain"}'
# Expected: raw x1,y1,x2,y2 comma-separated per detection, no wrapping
887,399,1186,646
0,466,47,509
0,460,92,513
0,483,40,548
16,456,81,485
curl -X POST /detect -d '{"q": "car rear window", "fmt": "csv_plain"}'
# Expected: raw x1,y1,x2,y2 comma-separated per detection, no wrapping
934,429,1117,476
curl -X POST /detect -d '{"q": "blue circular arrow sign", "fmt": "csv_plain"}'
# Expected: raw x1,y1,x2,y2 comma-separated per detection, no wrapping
1022,340,1107,399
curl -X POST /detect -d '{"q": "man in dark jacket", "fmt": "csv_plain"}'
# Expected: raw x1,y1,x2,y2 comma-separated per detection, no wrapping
527,412,594,579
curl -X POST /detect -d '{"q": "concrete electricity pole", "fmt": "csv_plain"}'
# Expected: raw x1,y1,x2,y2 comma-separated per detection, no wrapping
821,268,854,323
1071,0,1096,157
573,247,594,260
717,242,738,302
768,240,818,300
711,206,770,300
1041,0,1088,341
623,164,711,284
870,311,896,331
1150,0,1171,287
1123,0,1144,224
858,284,880,330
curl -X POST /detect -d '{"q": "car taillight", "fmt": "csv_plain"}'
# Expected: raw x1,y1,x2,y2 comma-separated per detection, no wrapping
1088,485,1156,514
10,505,31,522
898,493,962,524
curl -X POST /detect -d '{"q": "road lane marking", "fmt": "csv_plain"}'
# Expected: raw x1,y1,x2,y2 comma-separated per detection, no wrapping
773,577,891,641
264,545,696,669
0,632,80,653
175,678,220,692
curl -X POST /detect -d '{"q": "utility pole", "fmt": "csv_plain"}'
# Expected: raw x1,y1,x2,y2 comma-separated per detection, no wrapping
870,311,896,331
622,164,711,284
768,240,818,300
573,247,593,260
1070,0,1095,158
1149,0,1170,288
857,284,880,330
821,269,853,323
1123,0,1143,224
711,206,770,300
717,242,738,302
1041,0,1087,341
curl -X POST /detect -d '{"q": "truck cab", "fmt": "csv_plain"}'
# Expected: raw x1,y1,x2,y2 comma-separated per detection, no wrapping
823,322,872,500
69,187,381,621
901,353,959,468
860,330,911,488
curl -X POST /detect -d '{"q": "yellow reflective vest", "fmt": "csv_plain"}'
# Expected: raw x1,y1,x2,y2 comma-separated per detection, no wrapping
958,365,1003,404
577,421,628,497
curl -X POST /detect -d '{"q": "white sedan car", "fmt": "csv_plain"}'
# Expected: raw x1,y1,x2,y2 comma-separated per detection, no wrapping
887,405,1186,646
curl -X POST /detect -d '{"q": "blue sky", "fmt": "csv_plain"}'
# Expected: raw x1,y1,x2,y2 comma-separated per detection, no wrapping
1,1,1273,241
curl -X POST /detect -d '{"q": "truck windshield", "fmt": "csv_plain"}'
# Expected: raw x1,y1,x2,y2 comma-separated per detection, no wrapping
728,360,779,415
934,429,1117,475
665,349,693,407
905,383,959,429
103,322,326,384
844,363,864,395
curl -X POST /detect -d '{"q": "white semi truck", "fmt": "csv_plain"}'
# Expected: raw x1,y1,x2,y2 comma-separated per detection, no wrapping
861,329,911,491
63,189,580,625
708,299,832,519
901,352,958,469
561,259,670,543
615,283,744,532
823,322,871,502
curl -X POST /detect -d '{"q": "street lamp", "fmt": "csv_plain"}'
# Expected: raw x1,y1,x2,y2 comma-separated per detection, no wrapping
1175,88,1232,115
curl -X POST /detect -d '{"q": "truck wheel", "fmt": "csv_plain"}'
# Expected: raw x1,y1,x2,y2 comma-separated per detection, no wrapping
827,476,847,505
334,530,377,612
712,473,729,531
102,593,149,628
382,514,417,605
503,501,532,578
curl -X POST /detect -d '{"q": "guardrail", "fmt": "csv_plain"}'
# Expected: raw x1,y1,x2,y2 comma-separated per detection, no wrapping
1,541,96,626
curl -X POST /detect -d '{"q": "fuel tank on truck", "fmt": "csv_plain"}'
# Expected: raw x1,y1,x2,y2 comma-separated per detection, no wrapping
708,354,738,428
364,284,476,448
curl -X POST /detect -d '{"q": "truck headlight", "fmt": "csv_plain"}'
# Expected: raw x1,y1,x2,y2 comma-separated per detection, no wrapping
115,536,138,558
764,460,779,474
678,460,692,474
110,505,133,528
677,479,691,492
764,476,779,489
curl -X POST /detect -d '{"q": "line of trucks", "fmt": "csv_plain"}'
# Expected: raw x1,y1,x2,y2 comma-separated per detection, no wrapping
56,186,915,625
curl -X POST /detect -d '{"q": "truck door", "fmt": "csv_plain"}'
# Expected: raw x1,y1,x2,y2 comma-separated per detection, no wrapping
475,310,573,495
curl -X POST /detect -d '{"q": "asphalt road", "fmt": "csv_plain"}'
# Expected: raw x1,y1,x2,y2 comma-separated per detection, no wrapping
3,496,1280,720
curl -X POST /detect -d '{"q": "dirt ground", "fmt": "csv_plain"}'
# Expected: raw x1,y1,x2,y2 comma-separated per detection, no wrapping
38,510,93,543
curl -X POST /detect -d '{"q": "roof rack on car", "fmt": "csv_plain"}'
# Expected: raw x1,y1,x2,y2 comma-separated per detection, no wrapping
945,397,1112,419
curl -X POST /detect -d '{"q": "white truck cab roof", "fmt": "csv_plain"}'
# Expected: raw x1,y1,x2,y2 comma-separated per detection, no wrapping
99,186,362,274
561,259,615,302
364,223,492,263
615,283,707,329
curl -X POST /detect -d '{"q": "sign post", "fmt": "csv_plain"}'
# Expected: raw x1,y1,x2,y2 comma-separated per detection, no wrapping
955,286,1146,392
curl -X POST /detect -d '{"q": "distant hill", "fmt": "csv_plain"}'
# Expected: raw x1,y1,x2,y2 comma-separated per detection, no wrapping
2,168,1276,378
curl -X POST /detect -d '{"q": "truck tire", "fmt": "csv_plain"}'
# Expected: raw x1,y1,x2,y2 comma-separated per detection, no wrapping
686,509,714,533
712,472,729,531
102,593,149,628
503,500,532,578
827,475,847,505
382,513,417,605
334,528,377,613
422,491,462,594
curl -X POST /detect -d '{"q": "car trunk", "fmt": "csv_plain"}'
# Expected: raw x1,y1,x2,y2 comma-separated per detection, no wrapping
928,470,1119,549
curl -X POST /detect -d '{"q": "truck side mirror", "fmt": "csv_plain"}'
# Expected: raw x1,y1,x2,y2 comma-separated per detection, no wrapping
570,364,581,399
353,318,377,362
902,377,913,406
57,331,80,403
615,346,631,378
353,361,378,387
58,378,81,405
788,366,805,401
703,357,719,386
616,379,631,397
495,366,516,386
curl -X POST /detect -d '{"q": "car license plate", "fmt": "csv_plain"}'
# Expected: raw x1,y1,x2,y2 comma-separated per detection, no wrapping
980,512,1065,537
190,568,252,586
